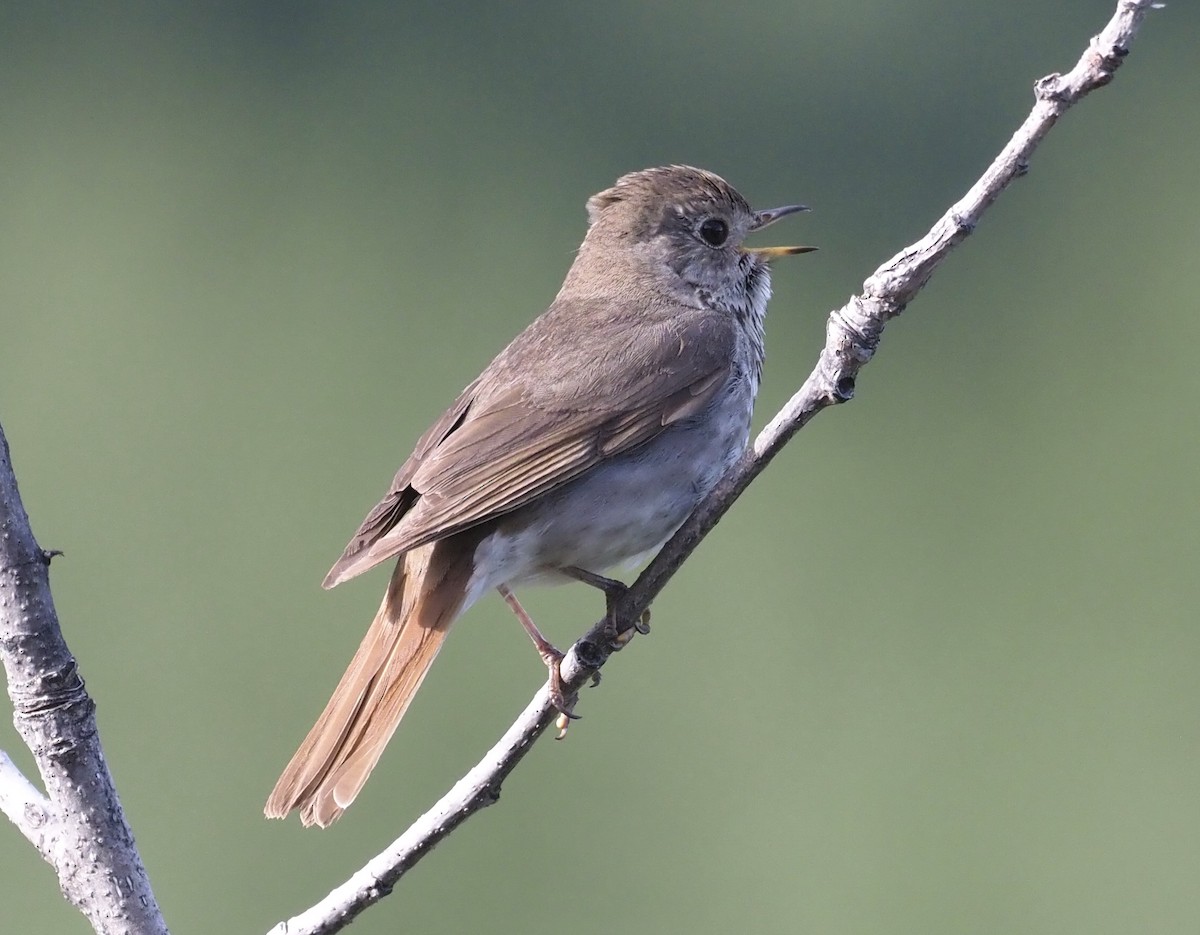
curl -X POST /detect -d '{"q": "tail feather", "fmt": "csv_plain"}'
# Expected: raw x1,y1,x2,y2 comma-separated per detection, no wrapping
265,539,475,827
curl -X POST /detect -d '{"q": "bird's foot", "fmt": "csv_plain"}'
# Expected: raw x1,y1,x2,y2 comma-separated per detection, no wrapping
561,566,650,648
608,607,651,650
540,645,580,724
499,582,583,723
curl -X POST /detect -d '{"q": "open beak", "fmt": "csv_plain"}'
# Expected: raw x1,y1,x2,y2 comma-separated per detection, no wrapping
742,203,817,258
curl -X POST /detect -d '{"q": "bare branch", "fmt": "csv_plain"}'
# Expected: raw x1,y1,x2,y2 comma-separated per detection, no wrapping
266,685,560,935
0,749,51,849
267,1,1161,931
0,426,169,935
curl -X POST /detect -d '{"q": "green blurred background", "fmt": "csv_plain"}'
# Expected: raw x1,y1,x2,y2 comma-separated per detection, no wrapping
2,2,1198,933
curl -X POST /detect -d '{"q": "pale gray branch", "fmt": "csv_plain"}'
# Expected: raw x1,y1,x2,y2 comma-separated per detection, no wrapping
267,1,1161,932
0,426,168,935
267,685,560,935
0,749,51,849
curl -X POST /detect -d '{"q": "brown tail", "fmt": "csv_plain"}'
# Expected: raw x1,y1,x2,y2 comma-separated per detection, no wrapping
265,539,474,827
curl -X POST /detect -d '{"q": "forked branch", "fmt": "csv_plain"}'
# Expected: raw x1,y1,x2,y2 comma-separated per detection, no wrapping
0,4,1165,934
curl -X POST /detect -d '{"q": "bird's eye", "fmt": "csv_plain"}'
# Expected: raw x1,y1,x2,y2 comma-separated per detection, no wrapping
698,218,728,247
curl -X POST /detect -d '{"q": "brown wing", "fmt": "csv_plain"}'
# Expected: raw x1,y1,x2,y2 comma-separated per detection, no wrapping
321,378,479,588
324,305,736,588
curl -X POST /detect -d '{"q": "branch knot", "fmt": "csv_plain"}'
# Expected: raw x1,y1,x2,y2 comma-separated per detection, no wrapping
12,659,91,719
1034,73,1068,103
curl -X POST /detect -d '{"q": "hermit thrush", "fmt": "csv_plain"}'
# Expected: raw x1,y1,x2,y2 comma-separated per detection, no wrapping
265,166,813,827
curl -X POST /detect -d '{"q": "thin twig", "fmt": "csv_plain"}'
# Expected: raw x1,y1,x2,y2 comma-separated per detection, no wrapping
266,1,1160,932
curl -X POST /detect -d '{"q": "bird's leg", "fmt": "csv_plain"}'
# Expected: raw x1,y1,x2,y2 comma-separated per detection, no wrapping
561,565,652,647
497,583,578,720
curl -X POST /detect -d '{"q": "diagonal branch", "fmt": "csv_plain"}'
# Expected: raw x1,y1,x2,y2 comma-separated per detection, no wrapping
266,1,1162,932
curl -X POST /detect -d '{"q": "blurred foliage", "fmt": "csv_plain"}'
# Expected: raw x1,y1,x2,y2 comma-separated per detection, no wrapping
2,2,1198,933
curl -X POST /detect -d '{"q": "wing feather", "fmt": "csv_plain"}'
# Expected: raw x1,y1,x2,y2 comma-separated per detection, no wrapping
325,304,737,586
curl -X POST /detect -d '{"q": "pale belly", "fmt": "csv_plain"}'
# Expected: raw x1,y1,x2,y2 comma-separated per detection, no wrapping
463,384,753,606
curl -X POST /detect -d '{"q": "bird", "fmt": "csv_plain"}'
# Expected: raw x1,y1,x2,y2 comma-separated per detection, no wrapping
265,165,813,827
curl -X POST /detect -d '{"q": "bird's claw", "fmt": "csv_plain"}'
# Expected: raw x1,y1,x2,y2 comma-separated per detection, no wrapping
543,648,580,724
634,607,651,635
606,608,651,650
